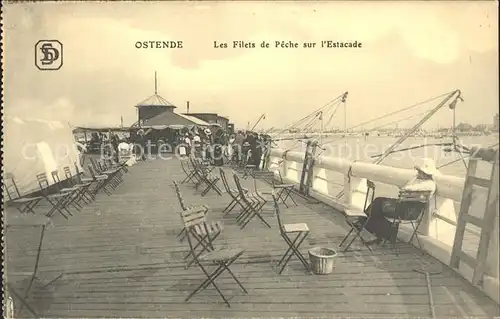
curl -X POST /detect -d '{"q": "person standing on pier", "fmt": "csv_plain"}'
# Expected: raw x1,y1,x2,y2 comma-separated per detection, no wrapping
253,133,263,170
361,158,438,245
193,132,201,158
234,131,245,164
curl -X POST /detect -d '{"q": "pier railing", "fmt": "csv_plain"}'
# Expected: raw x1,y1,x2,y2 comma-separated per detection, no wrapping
266,147,499,303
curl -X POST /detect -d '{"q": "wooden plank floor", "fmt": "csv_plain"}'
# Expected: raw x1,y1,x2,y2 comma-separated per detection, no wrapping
5,158,500,318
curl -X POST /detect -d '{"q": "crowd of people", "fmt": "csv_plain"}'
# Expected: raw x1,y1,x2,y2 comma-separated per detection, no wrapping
81,127,274,170
180,129,272,169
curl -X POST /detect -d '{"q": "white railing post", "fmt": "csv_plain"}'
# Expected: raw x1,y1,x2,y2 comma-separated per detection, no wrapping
424,195,457,244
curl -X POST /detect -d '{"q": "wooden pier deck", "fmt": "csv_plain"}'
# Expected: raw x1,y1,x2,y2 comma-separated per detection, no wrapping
5,158,500,318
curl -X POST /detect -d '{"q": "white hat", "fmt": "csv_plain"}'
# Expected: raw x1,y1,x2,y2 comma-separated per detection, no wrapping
415,158,438,176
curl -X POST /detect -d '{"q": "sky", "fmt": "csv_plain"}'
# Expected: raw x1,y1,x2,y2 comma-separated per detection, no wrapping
2,1,499,131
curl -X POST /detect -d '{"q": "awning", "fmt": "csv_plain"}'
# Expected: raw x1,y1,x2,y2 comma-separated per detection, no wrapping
72,126,131,133
178,114,210,126
144,111,198,127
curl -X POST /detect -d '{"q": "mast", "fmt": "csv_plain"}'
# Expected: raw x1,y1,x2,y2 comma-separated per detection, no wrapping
250,114,266,132
154,71,158,95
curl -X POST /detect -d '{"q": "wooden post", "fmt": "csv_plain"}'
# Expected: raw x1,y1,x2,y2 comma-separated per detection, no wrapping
305,141,318,196
299,141,312,194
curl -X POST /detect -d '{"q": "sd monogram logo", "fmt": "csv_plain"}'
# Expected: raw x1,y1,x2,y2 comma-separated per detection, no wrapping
35,40,63,70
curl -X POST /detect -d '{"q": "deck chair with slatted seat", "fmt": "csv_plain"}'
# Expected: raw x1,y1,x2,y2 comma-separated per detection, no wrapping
63,166,94,205
180,159,198,184
232,172,265,226
383,190,432,253
177,200,224,269
193,162,223,197
74,162,98,200
233,173,272,229
51,171,85,211
219,168,249,216
190,157,217,189
172,181,210,242
3,173,43,214
339,180,376,254
272,170,298,208
36,173,74,219
182,206,247,307
271,193,310,274
106,158,129,174
241,164,256,179
87,165,114,196
96,160,123,189
90,157,121,190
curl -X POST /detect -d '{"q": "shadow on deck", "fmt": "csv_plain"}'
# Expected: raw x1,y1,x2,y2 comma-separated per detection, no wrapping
5,158,500,318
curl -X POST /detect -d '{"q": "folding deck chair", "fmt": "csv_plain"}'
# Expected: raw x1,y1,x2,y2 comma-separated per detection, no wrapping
95,159,124,190
89,157,123,191
106,157,129,174
253,167,298,208
3,173,43,214
36,173,76,219
181,206,247,307
339,180,376,253
271,194,310,274
51,170,86,211
219,168,249,216
233,172,272,229
179,207,224,269
180,159,198,184
273,170,298,208
383,190,431,253
87,165,114,196
191,158,223,197
73,162,98,200
63,166,94,204
172,181,210,242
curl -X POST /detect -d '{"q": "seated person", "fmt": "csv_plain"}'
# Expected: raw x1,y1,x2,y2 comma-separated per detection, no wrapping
357,158,438,244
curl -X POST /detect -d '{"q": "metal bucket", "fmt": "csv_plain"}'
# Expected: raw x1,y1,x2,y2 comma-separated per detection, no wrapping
308,247,337,275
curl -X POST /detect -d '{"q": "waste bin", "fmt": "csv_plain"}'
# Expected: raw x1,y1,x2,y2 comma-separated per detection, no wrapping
308,247,337,275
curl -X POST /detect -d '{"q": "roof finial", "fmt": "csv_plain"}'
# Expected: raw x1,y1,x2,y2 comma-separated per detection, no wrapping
154,71,158,95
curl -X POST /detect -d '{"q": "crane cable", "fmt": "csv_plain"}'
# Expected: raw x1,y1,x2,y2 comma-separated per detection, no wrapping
316,91,453,148
272,92,347,138
437,142,499,169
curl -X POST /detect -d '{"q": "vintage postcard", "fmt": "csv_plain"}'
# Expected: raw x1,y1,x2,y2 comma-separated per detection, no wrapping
2,1,499,318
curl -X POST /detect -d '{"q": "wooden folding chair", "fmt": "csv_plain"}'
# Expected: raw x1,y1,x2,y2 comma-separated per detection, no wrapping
180,208,224,269
87,165,114,196
271,194,310,274
182,207,247,307
90,157,122,191
339,180,376,254
193,160,223,196
219,168,248,216
233,173,272,229
3,173,43,214
180,159,198,184
273,170,297,207
73,162,98,200
51,170,86,211
172,181,210,242
63,166,94,205
106,157,129,174
384,190,431,254
36,173,75,219
96,160,124,190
